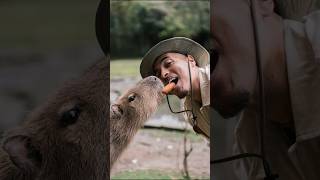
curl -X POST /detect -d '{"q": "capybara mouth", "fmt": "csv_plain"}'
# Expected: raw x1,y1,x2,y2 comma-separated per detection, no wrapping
144,76,165,102
134,76,164,103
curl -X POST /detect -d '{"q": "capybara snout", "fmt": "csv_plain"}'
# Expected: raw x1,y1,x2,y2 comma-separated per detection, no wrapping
134,75,164,107
111,76,164,122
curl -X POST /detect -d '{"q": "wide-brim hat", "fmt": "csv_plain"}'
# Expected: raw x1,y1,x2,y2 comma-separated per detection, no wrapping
140,37,210,78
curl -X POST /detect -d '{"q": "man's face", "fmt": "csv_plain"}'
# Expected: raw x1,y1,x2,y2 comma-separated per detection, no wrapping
153,52,197,99
212,0,284,118
211,0,257,118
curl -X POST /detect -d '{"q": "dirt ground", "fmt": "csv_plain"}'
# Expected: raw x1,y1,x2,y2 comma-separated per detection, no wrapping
111,128,210,179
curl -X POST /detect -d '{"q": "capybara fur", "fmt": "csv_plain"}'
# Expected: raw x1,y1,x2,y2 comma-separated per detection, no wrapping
110,76,164,168
0,59,109,180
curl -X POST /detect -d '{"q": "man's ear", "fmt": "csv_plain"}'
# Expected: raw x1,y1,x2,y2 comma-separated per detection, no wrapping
258,0,274,17
186,55,196,67
2,135,42,173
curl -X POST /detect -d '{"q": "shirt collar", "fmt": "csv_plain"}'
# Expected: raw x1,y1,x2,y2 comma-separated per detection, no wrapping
199,64,210,107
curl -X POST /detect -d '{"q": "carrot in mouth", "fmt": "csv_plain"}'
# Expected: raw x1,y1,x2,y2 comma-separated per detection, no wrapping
162,82,176,95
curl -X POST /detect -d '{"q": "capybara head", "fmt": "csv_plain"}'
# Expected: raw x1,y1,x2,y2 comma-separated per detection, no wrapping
110,76,164,167
0,59,109,180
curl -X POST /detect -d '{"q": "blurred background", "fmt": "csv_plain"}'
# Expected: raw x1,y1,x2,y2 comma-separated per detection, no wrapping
112,0,320,180
0,0,104,133
110,0,210,179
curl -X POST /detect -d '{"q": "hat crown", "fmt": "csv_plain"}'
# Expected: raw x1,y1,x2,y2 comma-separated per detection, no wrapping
140,37,209,78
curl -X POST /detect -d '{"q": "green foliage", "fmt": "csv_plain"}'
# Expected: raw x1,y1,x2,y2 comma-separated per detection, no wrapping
160,2,210,39
111,169,209,180
110,1,210,58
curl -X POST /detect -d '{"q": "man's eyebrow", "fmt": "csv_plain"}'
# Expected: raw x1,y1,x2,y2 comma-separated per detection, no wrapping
158,55,169,63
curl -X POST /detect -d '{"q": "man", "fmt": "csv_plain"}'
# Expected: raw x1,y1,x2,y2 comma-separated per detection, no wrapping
140,37,210,138
212,0,320,179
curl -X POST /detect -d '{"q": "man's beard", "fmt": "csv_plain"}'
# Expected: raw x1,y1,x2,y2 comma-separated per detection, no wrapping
177,90,189,99
213,90,250,119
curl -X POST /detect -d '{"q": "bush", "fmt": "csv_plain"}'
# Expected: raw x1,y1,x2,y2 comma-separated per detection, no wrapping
110,1,210,58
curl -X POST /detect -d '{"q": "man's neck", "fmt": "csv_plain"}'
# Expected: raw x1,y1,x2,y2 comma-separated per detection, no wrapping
191,68,202,105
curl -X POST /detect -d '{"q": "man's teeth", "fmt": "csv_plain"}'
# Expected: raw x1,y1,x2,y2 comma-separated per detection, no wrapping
167,77,178,84
172,78,178,84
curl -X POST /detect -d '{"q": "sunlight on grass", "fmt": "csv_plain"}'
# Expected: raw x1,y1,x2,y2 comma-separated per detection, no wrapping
111,169,209,180
141,129,205,143
112,170,172,180
110,59,141,77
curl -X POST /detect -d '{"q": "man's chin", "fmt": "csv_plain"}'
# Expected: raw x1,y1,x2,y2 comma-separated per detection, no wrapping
213,91,250,119
175,90,189,99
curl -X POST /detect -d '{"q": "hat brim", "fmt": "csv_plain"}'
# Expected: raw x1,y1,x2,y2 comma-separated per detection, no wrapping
140,37,210,78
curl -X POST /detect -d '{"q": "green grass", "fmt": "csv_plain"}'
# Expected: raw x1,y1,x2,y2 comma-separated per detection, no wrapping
110,59,141,77
111,169,209,180
112,170,172,180
141,129,205,143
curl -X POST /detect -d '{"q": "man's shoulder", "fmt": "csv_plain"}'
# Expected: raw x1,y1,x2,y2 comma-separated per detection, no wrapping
199,64,210,80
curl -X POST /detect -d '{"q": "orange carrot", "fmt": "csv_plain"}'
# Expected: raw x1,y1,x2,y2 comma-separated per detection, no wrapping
162,82,176,95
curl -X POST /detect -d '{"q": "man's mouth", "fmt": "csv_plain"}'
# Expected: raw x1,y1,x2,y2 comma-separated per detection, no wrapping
166,77,178,85
162,77,179,95
170,77,178,84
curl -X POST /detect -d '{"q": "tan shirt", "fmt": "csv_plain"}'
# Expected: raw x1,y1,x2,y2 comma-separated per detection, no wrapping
183,64,210,138
233,11,320,180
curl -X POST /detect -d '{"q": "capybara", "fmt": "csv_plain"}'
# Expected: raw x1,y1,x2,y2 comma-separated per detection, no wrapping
0,59,109,180
110,76,164,168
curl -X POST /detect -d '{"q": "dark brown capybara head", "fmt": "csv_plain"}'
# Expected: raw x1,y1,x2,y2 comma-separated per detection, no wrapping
110,76,164,168
0,59,109,180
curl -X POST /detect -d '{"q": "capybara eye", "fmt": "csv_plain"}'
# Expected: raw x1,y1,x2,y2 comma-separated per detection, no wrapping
61,106,81,126
128,94,136,102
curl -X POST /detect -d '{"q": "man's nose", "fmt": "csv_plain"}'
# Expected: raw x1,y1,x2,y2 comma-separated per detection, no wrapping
161,68,169,79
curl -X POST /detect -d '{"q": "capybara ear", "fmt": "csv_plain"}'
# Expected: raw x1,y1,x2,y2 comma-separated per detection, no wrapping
2,135,42,173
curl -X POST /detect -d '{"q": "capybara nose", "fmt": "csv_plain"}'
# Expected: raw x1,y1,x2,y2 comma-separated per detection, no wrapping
148,76,157,81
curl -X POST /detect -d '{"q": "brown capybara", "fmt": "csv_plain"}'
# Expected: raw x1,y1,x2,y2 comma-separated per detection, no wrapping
0,59,109,180
110,76,164,168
